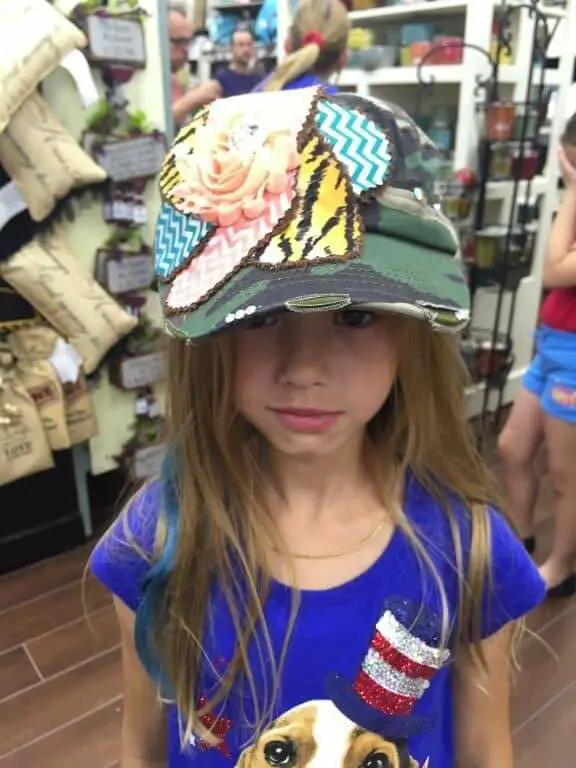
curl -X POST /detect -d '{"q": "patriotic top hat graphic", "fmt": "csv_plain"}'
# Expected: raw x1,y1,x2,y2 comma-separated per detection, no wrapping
326,599,451,742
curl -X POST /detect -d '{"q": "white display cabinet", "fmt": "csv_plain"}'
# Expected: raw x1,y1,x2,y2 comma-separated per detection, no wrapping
327,0,576,417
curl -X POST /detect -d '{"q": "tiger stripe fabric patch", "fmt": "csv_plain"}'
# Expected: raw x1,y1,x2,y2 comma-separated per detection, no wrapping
258,134,362,266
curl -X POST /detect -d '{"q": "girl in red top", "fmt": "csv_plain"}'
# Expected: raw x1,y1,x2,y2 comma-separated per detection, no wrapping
499,115,576,599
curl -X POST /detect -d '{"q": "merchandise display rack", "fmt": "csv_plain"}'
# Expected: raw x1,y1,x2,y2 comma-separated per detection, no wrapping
331,0,575,418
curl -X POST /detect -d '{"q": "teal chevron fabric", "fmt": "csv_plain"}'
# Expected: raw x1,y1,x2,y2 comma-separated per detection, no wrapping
315,100,393,194
154,203,213,281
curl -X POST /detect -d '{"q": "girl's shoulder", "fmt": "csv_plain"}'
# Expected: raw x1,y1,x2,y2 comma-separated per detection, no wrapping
89,480,163,612
405,476,546,638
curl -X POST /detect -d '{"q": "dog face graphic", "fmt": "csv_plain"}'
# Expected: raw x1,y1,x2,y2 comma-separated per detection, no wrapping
235,700,425,768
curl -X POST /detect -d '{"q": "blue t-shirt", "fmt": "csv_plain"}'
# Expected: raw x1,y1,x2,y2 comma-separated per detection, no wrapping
214,67,262,98
90,475,545,767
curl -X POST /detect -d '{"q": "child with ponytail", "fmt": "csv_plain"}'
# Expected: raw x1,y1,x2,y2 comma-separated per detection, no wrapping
91,87,545,767
256,0,350,93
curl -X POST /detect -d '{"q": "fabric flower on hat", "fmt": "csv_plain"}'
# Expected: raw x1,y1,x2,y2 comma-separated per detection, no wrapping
171,110,301,228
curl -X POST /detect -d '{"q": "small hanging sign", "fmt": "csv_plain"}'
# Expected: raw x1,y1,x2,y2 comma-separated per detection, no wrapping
133,441,165,479
103,188,148,226
92,133,166,182
95,248,154,294
86,14,147,68
110,351,166,390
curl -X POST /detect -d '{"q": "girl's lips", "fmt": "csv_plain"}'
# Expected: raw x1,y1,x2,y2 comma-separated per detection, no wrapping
271,408,343,433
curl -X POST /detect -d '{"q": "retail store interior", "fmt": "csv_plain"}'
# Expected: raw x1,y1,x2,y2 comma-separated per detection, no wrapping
1,0,576,765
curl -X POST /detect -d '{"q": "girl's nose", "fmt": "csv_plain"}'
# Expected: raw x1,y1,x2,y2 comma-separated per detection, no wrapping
277,316,330,387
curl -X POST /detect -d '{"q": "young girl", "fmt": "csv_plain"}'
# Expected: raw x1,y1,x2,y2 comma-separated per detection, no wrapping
91,87,546,767
499,115,576,598
255,0,349,93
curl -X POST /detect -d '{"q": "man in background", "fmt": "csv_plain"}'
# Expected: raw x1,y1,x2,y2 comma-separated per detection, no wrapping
171,26,262,127
168,9,196,127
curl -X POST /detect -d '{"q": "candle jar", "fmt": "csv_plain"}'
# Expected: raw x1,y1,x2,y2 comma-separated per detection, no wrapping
512,106,540,141
485,102,516,141
474,226,507,269
476,336,510,380
489,144,512,179
512,146,540,180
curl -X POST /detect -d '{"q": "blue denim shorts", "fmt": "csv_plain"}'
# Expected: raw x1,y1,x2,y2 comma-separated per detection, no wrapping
523,325,576,424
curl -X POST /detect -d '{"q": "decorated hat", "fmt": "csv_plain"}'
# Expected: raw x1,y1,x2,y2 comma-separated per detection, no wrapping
325,598,451,741
154,87,470,341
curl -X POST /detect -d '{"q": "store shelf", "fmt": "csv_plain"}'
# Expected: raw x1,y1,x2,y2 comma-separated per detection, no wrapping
212,1,262,10
348,0,468,24
497,0,567,20
338,64,464,87
337,63,522,88
486,175,547,200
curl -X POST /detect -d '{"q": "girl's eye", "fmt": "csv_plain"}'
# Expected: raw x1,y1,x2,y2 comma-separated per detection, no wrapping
243,314,278,330
335,309,376,328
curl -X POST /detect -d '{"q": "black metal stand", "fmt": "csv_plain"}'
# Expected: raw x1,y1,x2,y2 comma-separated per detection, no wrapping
417,0,561,447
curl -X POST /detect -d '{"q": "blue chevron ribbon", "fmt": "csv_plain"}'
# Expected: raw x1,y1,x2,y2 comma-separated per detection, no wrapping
315,101,393,194
154,202,213,281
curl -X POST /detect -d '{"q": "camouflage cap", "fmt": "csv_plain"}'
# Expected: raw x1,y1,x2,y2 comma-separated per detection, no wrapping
153,87,470,340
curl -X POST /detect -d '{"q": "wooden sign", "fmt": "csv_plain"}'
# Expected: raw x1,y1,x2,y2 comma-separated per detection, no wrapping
96,250,153,294
93,133,165,182
133,442,165,480
86,14,147,68
111,351,166,390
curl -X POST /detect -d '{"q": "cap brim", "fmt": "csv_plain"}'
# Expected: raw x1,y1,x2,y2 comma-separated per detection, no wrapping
162,231,470,341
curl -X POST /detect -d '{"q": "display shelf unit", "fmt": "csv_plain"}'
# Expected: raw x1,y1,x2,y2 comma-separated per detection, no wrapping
331,0,575,418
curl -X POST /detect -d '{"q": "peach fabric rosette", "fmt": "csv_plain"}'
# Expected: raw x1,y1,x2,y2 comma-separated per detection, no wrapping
172,110,300,228
166,89,319,311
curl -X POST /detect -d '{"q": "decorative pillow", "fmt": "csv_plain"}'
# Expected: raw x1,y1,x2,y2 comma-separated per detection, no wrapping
0,92,108,222
0,0,86,133
0,229,138,374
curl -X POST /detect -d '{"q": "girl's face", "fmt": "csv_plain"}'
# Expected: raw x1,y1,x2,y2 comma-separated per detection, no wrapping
234,310,399,460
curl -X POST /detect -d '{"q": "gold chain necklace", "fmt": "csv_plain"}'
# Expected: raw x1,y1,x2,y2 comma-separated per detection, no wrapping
271,516,388,560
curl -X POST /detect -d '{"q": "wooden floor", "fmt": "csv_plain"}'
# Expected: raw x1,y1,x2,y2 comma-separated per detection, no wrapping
0,475,573,766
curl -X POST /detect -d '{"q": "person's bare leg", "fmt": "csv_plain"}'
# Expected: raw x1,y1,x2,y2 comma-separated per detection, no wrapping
539,415,576,588
498,388,545,539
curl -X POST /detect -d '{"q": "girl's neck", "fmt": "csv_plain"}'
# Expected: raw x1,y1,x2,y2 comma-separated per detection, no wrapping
267,436,379,523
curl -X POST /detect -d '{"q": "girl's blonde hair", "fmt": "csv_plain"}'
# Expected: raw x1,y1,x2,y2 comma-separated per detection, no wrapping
133,314,520,746
262,0,350,92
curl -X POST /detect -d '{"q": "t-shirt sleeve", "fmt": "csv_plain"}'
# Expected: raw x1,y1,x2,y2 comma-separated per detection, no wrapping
89,481,163,612
481,507,546,638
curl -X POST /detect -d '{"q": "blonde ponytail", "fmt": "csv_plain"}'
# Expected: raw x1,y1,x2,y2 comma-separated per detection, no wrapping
263,0,350,92
263,43,322,92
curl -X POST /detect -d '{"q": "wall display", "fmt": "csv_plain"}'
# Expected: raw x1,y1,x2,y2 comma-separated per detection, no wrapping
93,132,165,183
116,388,165,481
94,228,154,295
71,1,148,78
108,319,166,391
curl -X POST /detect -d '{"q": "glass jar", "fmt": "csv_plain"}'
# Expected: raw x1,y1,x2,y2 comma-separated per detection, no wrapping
485,102,516,141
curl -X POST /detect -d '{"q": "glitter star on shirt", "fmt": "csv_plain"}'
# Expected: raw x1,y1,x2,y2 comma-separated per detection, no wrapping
197,697,233,758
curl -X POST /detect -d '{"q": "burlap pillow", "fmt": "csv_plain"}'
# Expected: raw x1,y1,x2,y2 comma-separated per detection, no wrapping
0,92,107,222
0,230,138,374
0,0,87,132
